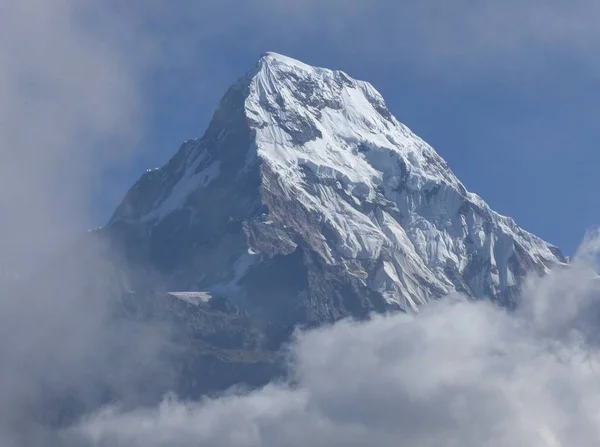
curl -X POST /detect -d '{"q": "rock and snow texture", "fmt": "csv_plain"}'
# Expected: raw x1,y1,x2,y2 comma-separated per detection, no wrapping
108,52,565,323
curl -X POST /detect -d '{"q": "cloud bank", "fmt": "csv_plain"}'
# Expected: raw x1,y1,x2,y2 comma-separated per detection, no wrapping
71,236,600,447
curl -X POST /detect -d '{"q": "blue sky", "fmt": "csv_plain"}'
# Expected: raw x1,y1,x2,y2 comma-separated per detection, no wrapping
95,0,600,256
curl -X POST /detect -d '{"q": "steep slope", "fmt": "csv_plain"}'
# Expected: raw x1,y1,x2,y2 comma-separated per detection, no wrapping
106,52,565,325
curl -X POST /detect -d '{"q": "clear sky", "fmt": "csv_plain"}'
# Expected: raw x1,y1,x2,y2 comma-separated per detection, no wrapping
94,1,600,256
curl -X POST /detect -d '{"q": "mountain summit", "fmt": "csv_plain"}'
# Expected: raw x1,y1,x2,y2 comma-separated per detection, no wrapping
107,52,565,324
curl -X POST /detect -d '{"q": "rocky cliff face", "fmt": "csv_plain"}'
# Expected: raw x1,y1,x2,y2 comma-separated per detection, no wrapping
106,52,565,326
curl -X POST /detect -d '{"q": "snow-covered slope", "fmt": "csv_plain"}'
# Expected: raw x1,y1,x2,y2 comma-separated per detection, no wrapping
107,52,565,323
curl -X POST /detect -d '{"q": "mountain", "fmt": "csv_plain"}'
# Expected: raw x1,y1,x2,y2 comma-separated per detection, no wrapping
19,53,568,428
105,52,565,327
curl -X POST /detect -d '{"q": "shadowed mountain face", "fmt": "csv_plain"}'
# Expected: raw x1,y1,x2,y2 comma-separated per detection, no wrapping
106,52,565,327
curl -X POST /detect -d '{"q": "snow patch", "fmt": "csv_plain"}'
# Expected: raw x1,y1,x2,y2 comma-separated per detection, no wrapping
167,292,212,305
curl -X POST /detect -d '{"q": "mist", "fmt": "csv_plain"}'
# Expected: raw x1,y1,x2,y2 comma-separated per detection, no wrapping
0,1,169,446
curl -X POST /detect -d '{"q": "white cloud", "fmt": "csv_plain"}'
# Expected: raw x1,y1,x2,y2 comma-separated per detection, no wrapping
0,2,168,446
72,236,600,447
0,0,151,270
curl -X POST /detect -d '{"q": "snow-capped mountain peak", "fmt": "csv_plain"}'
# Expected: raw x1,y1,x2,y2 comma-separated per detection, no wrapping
108,52,565,322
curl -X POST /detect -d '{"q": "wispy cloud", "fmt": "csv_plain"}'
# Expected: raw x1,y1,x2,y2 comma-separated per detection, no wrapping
0,2,168,446
0,0,151,269
280,0,600,75
140,0,600,81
